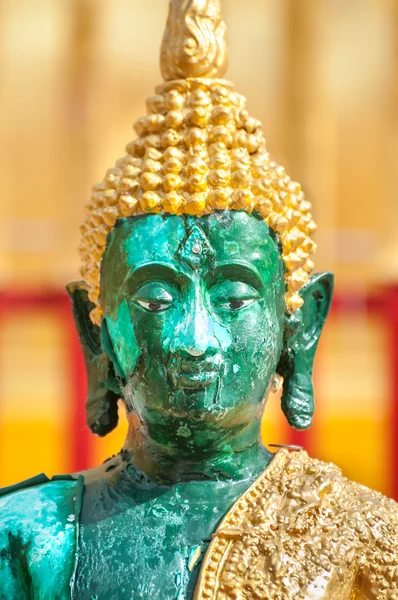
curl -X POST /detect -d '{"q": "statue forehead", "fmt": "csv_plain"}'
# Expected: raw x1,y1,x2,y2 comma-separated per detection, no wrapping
105,211,280,272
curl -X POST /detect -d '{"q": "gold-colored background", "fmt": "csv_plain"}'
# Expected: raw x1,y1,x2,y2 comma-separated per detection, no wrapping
0,0,397,495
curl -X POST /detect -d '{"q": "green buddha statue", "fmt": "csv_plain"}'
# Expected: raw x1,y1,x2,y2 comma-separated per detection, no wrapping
1,1,398,599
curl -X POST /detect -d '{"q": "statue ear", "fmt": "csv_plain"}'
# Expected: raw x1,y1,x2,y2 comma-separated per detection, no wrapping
66,282,121,437
277,272,334,430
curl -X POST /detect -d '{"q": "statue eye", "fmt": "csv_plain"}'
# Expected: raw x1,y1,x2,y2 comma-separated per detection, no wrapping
132,282,175,313
136,300,171,313
210,281,259,312
227,299,253,310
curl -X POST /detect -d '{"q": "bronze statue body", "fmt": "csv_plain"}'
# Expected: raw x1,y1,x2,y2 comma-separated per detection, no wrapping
1,1,397,599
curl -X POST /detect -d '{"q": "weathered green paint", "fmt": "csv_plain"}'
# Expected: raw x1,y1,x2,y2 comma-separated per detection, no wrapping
75,455,260,599
0,478,83,599
67,281,120,436
0,211,333,599
278,271,334,429
100,211,286,482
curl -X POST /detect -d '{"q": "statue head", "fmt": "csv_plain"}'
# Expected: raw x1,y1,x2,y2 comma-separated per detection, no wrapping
68,0,333,463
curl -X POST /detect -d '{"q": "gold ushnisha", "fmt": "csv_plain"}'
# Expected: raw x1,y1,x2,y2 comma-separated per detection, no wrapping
79,0,317,325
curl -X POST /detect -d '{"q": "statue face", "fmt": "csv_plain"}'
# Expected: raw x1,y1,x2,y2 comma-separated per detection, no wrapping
100,211,285,451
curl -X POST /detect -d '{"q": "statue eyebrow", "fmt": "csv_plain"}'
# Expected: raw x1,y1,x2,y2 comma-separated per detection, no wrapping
126,263,190,290
205,262,264,291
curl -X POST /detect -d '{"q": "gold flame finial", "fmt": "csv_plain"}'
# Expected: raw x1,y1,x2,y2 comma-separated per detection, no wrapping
160,0,228,81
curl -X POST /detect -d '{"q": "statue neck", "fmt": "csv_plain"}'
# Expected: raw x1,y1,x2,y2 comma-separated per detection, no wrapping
122,414,272,484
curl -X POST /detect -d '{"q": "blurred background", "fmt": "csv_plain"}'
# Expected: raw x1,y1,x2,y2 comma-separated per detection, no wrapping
1,0,398,497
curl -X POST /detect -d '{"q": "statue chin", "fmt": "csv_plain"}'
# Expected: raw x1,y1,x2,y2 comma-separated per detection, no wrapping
168,379,223,412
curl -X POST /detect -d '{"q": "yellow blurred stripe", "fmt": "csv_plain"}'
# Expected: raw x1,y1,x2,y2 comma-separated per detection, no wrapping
313,415,392,497
0,420,69,487
0,310,72,486
313,312,393,497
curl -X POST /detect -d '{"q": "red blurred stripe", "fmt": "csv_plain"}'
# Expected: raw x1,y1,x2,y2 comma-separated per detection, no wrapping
386,286,398,500
0,290,91,473
287,428,312,452
286,290,388,459
62,300,90,473
0,287,397,496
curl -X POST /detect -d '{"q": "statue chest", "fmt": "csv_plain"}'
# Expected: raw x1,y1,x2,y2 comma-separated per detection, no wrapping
72,451,398,599
74,475,250,600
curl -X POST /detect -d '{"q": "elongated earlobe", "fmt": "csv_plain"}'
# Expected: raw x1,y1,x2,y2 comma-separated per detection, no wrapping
67,282,121,437
277,272,334,430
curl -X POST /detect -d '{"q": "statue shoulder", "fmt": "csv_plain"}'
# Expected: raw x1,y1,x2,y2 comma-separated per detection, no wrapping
0,475,84,600
294,452,398,596
196,449,398,600
303,451,398,516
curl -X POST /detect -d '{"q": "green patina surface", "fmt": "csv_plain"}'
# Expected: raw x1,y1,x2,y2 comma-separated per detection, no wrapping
0,478,82,599
0,211,333,599
100,211,286,482
75,457,264,599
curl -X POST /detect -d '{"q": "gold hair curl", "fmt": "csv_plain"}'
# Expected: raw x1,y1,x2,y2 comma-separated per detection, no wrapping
79,1,317,326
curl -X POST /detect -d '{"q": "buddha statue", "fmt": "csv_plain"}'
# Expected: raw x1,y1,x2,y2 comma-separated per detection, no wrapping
1,1,397,599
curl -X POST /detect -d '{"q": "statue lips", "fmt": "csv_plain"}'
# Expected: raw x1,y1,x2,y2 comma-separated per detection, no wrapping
168,355,222,390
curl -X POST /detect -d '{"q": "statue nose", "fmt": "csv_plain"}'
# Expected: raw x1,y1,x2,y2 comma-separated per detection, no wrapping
186,346,206,358
173,318,220,358
170,292,220,358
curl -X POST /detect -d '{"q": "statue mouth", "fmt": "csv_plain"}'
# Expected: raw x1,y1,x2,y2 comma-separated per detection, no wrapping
168,356,221,389
176,369,219,389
